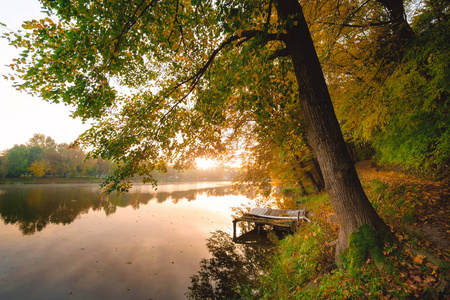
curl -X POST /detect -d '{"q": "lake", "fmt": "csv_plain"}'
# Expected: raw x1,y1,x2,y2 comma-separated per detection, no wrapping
0,182,254,300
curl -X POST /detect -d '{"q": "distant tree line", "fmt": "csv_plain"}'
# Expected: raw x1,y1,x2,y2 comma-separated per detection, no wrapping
0,134,237,182
0,133,113,179
152,165,238,182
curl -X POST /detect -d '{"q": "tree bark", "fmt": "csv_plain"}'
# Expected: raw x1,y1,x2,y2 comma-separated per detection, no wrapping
375,0,414,42
295,155,324,193
304,170,321,193
346,142,359,163
291,164,309,196
296,179,308,196
275,0,390,256
311,158,325,191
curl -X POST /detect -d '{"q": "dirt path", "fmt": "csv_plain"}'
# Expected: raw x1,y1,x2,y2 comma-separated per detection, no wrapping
355,160,450,260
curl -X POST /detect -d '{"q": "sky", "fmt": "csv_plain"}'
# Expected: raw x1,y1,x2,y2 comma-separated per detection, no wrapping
0,1,233,170
0,0,90,152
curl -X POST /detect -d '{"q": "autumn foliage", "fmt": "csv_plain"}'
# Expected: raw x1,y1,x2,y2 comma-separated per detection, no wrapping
2,0,449,297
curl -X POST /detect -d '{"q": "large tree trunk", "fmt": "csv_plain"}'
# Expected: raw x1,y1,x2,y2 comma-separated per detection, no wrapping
275,0,391,256
295,155,324,193
375,0,415,42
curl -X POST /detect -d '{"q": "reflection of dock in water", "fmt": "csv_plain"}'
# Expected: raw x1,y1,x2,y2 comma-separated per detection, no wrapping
232,208,310,243
232,228,274,246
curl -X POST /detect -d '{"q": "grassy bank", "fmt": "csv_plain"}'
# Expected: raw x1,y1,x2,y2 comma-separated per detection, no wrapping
245,161,450,299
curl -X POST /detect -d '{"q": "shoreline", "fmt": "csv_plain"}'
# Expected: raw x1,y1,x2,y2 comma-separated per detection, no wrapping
0,177,233,185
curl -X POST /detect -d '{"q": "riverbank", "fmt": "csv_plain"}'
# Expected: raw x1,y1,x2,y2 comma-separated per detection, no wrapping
0,177,233,185
245,161,450,299
0,177,106,184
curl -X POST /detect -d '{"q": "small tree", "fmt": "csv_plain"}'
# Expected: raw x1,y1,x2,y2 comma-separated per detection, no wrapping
28,160,50,178
5,145,30,177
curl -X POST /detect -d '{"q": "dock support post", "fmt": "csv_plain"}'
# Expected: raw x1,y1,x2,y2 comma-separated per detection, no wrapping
256,223,261,241
233,220,237,240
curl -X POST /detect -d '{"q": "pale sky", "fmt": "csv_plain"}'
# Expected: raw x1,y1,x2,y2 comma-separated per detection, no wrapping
0,0,90,152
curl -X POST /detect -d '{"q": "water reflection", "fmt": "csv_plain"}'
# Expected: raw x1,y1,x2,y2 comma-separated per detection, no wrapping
0,183,251,300
186,230,273,300
0,183,235,235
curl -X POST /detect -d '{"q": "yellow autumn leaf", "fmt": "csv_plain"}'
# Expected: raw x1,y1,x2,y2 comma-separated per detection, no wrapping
413,255,425,264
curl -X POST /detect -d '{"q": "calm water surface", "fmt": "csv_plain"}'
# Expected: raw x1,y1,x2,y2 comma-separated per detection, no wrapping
0,182,252,300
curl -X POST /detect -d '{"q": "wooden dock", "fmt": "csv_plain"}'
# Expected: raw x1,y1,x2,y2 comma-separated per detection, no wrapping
232,207,310,240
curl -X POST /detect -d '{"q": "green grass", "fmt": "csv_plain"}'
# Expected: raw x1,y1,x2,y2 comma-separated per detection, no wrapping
242,178,449,299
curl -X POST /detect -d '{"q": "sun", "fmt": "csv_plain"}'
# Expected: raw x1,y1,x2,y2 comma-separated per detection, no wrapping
195,158,218,170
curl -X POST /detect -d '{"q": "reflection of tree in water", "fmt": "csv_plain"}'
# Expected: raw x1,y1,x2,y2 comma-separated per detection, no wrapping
158,186,240,204
0,185,234,235
186,230,273,300
0,187,100,235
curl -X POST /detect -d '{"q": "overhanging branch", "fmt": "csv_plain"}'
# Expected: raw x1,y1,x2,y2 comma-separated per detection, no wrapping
318,20,392,28
159,30,284,125
268,47,289,60
107,0,158,68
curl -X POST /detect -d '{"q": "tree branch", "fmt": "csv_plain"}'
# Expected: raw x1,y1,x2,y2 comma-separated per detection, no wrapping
318,20,393,28
156,30,283,133
174,0,188,50
268,47,289,60
107,0,159,67
166,30,282,99
264,0,273,32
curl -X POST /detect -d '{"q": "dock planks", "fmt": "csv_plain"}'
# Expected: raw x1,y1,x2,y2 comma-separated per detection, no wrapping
232,207,310,240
